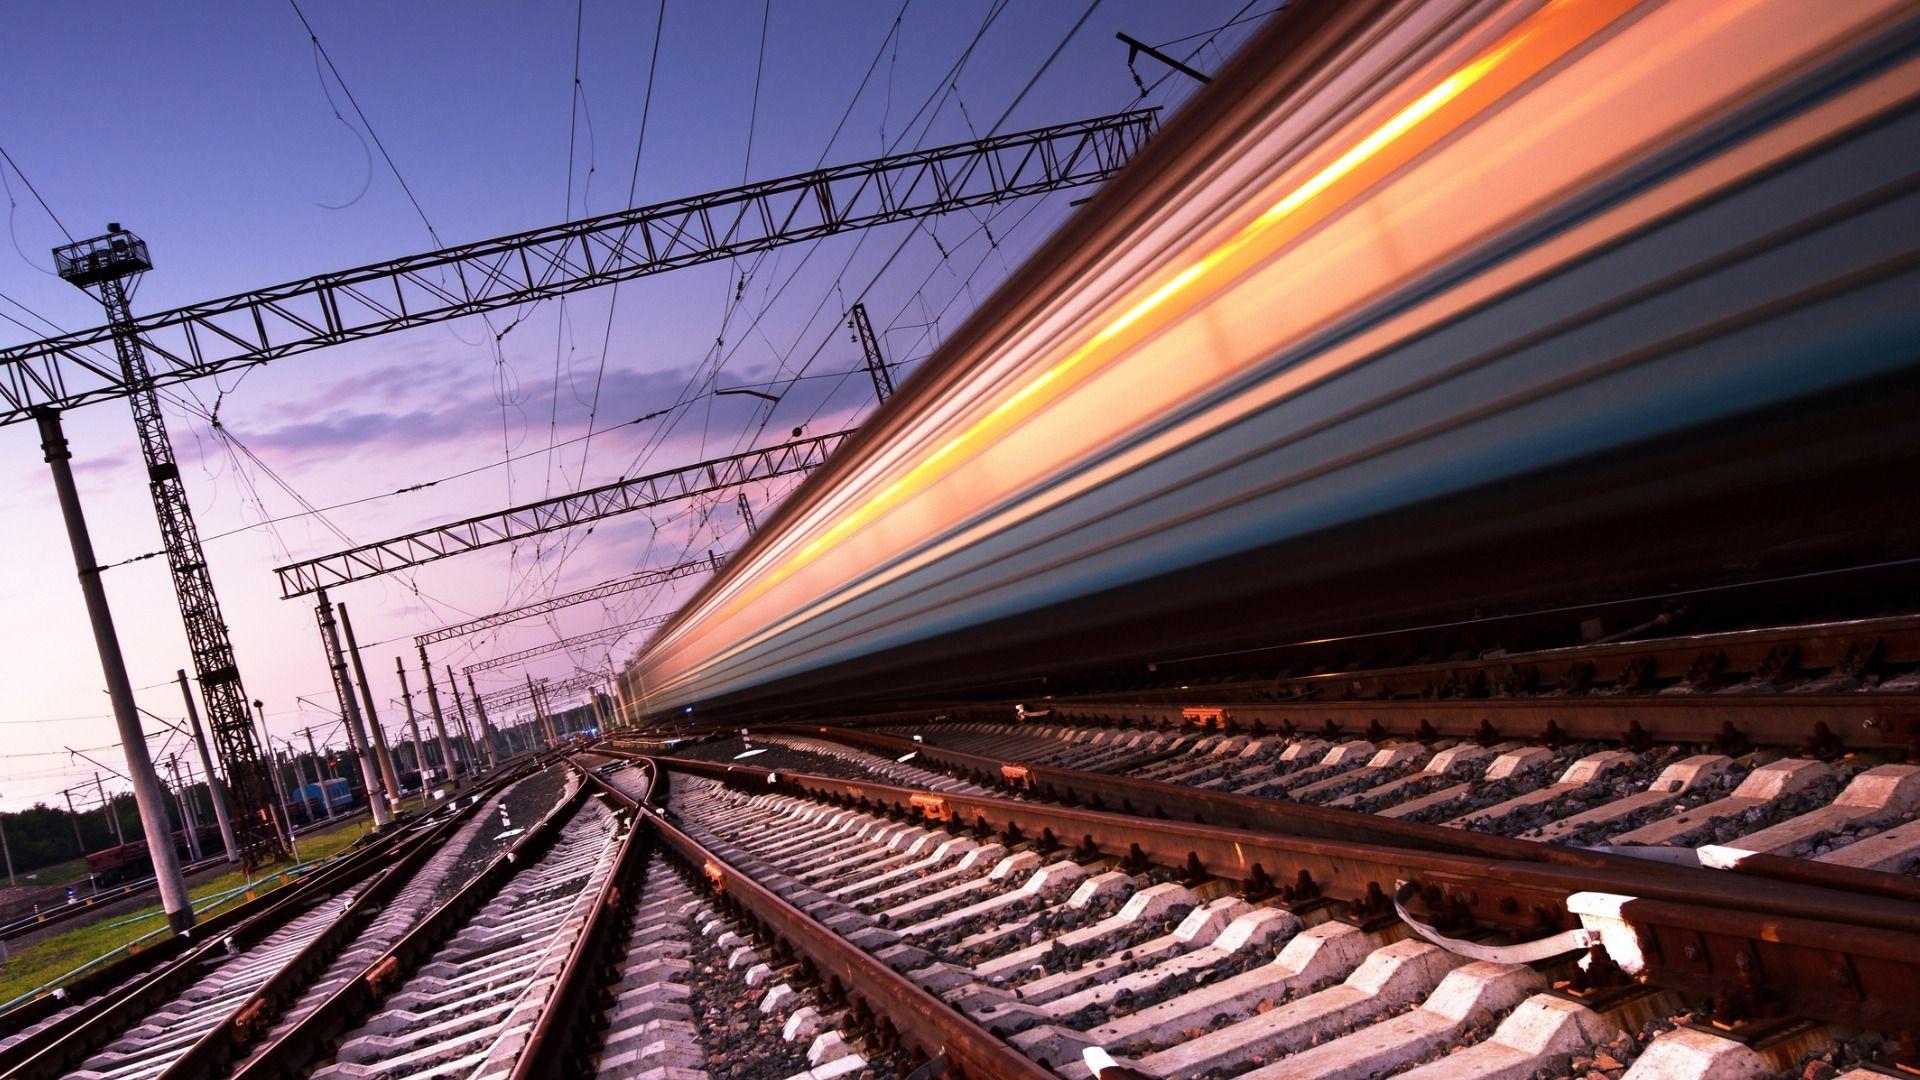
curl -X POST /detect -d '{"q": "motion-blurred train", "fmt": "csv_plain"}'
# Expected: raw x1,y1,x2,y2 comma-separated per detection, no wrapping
628,0,1920,717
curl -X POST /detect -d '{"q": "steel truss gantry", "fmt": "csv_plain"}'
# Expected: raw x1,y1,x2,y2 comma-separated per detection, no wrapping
482,673,598,713
0,110,1156,425
276,429,846,596
464,613,672,675
413,552,722,648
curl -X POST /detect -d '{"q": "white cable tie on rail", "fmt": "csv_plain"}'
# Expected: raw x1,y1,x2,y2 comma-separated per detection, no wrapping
1393,880,1600,965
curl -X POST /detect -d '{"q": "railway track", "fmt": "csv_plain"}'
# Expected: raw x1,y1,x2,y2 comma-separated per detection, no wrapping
569,754,901,1079
232,765,606,1079
1021,614,1920,758
0,761,556,1080
827,718,1920,879
616,748,1920,1079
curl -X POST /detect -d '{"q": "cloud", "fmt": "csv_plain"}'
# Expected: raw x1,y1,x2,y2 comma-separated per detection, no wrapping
231,358,701,461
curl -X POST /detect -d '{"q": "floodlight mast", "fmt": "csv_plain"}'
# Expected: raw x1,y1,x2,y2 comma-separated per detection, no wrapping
52,225,288,868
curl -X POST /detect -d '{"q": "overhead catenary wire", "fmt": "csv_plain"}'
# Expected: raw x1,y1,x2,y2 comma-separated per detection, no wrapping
0,140,76,243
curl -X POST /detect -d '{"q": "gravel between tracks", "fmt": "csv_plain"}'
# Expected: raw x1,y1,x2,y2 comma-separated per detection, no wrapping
436,765,567,902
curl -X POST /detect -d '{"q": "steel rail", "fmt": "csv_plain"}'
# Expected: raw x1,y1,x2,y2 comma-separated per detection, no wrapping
641,751,1920,932
0,809,425,1077
594,757,1053,1079
783,723,1920,907
1039,613,1920,752
1037,695,1918,755
232,764,587,1079
156,760,540,1078
509,757,654,1080
0,851,231,944
636,753,1920,1033
771,724,1648,871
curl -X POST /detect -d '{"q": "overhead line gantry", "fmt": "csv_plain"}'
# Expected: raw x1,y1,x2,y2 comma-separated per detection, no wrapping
0,110,1156,421
464,613,672,675
275,429,846,596
413,552,723,648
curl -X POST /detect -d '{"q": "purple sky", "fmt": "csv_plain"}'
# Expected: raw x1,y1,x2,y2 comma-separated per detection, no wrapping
0,0,1268,810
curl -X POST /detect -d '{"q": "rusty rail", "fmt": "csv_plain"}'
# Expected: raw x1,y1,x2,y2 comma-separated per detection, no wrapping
0,805,429,1078
631,752,1920,1033
154,759,541,1079
1041,696,1916,756
513,758,655,1080
1005,614,1920,754
772,722,1920,906
576,754,1053,1079
233,768,589,1079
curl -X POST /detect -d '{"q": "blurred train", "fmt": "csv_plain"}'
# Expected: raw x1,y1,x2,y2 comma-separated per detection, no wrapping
83,823,227,885
628,0,1920,717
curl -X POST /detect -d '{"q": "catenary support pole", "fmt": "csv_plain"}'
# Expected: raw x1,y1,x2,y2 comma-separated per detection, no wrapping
285,743,312,826
301,730,335,821
35,407,194,931
95,773,123,845
466,670,501,765
445,666,482,772
180,671,238,861
0,810,13,887
314,591,390,827
168,756,202,862
337,603,403,811
417,645,458,784
62,788,87,857
527,676,552,745
395,658,432,792
251,699,296,856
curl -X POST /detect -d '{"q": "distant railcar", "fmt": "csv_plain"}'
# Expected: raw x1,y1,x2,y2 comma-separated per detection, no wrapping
82,823,227,885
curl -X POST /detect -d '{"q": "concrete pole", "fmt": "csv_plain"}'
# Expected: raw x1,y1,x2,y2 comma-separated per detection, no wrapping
527,676,551,746
251,699,296,855
466,671,501,765
168,756,202,862
445,666,483,771
178,755,209,840
179,671,237,862
337,604,403,813
416,646,458,784
607,656,627,730
395,659,432,791
95,773,124,845
284,743,313,826
0,809,14,887
302,730,335,820
62,789,87,857
36,408,193,932
314,591,391,828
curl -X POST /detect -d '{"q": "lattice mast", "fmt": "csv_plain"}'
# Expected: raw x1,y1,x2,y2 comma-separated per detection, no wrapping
54,225,287,865
848,303,896,404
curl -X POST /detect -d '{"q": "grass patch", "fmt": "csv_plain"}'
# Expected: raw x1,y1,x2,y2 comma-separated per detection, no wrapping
0,815,378,1006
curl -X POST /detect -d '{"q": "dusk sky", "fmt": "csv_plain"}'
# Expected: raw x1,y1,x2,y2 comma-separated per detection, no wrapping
0,0,1269,811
